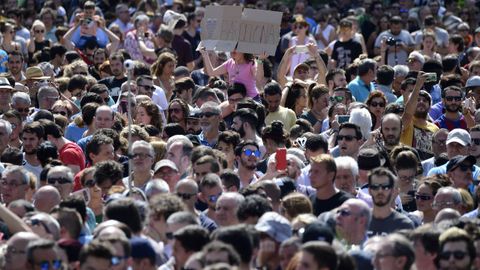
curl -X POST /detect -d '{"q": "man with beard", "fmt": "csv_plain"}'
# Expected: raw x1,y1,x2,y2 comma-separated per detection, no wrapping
7,51,25,82
21,121,44,181
186,108,202,135
167,98,189,130
401,72,439,160
379,113,403,153
326,69,348,93
231,108,266,158
469,125,480,167
367,167,414,237
264,82,297,131
197,101,221,147
434,86,467,131
234,140,262,188
98,53,127,101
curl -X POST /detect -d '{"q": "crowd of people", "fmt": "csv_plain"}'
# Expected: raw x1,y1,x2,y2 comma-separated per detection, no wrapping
0,0,480,269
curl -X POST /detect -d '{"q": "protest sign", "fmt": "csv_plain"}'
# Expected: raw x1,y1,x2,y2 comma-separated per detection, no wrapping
199,5,282,56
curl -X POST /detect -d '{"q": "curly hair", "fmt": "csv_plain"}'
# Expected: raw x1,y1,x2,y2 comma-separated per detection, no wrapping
137,100,163,131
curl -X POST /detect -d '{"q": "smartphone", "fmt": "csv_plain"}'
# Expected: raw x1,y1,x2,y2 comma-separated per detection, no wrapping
295,45,309,53
144,32,150,38
71,188,91,204
276,148,287,171
425,72,437,83
336,115,350,124
120,100,128,113
85,18,94,28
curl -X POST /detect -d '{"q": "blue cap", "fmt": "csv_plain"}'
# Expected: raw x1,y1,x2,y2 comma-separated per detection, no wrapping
130,237,156,259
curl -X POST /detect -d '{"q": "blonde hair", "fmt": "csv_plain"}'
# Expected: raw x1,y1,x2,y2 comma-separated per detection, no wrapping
32,20,46,31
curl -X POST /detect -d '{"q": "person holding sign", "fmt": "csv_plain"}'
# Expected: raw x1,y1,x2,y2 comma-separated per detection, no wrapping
200,48,264,100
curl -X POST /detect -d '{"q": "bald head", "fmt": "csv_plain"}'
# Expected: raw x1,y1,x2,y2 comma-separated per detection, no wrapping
33,186,61,213
5,232,40,270
175,179,198,193
95,105,114,129
434,208,461,225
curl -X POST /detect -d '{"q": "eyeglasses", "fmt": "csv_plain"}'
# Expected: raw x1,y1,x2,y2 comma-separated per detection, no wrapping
457,163,473,172
369,183,393,191
37,260,62,270
131,153,153,159
169,108,182,114
445,96,462,102
6,246,26,255
208,192,222,203
35,29,45,33
243,149,261,158
337,135,356,141
336,208,352,217
47,177,71,185
432,201,456,209
176,192,196,200
0,180,25,188
407,58,418,63
199,111,219,118
370,101,385,107
438,250,468,260
84,179,96,188
472,138,480,145
415,193,432,201
15,107,30,113
138,84,155,91
52,110,67,116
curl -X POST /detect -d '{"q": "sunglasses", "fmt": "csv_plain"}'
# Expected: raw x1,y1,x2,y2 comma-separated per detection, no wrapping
244,149,261,158
293,24,306,29
414,193,432,201
472,138,480,145
16,107,30,113
47,177,71,185
165,232,174,240
208,193,222,203
337,135,356,141
38,260,62,270
336,208,352,217
457,163,473,172
35,29,45,33
445,96,462,102
330,96,344,103
199,112,219,118
370,101,385,107
53,110,67,116
176,192,196,200
438,250,468,260
369,183,393,191
139,85,155,91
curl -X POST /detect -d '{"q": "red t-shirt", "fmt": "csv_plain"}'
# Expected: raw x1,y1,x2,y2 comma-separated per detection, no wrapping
59,142,86,172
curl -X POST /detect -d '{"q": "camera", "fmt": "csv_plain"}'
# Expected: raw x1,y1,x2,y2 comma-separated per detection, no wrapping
124,60,134,70
386,37,397,46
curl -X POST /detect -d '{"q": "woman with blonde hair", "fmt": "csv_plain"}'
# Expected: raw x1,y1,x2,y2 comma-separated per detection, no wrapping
27,20,51,60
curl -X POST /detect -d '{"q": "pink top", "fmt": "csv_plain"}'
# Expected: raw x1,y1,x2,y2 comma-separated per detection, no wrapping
224,58,258,98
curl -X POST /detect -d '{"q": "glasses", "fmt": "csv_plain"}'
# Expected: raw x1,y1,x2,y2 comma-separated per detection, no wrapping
336,209,352,217
37,260,62,270
199,111,219,118
438,250,468,260
131,153,153,159
0,180,25,188
15,107,30,113
337,135,356,141
47,177,71,185
208,192,222,203
176,192,196,200
35,29,45,33
432,201,456,209
84,179,96,188
370,101,385,107
369,183,393,191
445,96,462,102
52,110,67,116
415,193,432,201
407,58,418,63
138,84,155,91
457,163,473,172
243,149,261,158
293,24,306,29
169,108,182,114
330,96,344,103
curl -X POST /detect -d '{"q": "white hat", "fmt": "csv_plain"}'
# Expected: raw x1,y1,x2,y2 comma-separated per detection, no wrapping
446,128,471,146
163,10,187,30
0,77,13,90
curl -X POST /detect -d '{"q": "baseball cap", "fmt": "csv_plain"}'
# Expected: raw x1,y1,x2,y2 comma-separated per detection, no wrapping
188,108,202,119
301,222,334,244
466,76,480,88
154,159,178,173
255,212,292,243
293,63,309,74
130,237,156,260
446,155,476,172
446,129,471,146
357,148,385,171
163,10,187,30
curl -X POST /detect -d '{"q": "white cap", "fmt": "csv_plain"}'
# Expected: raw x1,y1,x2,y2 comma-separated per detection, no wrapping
446,128,471,146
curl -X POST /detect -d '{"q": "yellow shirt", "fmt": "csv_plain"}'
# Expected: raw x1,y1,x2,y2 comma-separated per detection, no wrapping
400,117,439,158
265,106,297,131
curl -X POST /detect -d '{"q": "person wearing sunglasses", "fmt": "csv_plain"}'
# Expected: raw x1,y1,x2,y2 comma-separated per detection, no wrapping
26,239,65,270
446,155,476,191
436,227,475,270
46,165,74,200
367,167,414,237
434,86,467,131
167,98,189,131
366,91,387,130
198,101,222,147
335,198,371,247
335,123,363,159
27,20,51,61
234,140,262,188
198,173,223,223
412,179,442,224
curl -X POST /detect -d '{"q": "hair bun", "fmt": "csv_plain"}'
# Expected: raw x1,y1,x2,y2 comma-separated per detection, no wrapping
271,121,284,132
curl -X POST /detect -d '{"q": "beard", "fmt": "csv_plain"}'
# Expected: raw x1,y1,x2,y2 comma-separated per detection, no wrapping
445,103,460,113
187,128,201,135
240,158,257,171
384,134,400,146
24,147,37,155
414,110,429,119
373,192,393,207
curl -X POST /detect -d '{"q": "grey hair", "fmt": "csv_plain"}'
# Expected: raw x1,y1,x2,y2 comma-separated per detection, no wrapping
37,86,58,100
134,14,150,26
200,101,221,115
131,140,155,158
145,179,170,197
435,187,462,204
0,119,12,136
12,91,31,106
167,135,193,157
349,108,372,140
37,62,55,77
335,156,359,177
2,165,29,185
287,148,307,165
166,211,200,226
47,165,74,182
219,192,245,206
393,65,409,78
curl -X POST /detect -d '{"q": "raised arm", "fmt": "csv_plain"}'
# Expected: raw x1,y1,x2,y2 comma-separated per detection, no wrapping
63,23,80,51
0,203,32,235
403,71,427,128
255,52,268,91
277,46,295,88
307,43,327,86
199,48,227,77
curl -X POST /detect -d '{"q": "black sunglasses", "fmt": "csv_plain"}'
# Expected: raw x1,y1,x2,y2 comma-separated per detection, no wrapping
47,177,71,185
457,163,474,172
199,112,219,118
370,101,385,107
414,193,432,201
439,250,468,260
369,183,393,191
445,96,462,102
337,135,356,141
176,192,195,200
